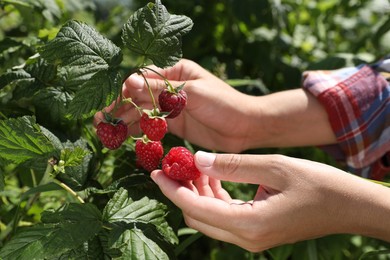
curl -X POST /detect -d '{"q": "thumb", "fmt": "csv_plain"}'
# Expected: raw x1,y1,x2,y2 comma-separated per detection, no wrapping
194,151,288,189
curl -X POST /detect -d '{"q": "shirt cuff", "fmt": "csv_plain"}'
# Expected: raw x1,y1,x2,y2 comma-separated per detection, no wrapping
302,64,390,180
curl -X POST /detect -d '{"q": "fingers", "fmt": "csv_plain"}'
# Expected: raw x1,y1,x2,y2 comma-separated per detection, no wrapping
192,174,215,197
208,177,232,201
150,170,247,231
192,173,232,201
182,214,270,252
194,151,289,190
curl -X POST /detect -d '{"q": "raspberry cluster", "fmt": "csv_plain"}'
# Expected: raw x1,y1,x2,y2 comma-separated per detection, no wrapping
96,69,200,181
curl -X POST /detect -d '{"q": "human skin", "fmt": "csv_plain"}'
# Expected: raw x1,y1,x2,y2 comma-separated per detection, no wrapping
94,59,390,251
151,152,390,252
94,59,336,152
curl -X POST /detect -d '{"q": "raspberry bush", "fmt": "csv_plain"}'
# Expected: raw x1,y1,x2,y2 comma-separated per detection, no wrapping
0,1,197,259
2,1,390,259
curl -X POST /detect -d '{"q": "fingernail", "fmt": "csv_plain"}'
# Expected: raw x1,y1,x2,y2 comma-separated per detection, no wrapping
128,74,145,89
195,151,216,167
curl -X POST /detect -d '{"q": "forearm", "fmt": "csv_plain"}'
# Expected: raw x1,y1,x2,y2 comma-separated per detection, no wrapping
343,176,390,241
243,88,337,149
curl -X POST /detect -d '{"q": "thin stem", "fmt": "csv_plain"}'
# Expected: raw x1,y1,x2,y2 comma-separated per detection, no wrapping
140,66,174,91
39,159,54,185
53,179,85,204
139,71,158,112
122,97,143,117
30,169,37,187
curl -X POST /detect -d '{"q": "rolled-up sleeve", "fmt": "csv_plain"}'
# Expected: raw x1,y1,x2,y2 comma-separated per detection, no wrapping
302,63,390,180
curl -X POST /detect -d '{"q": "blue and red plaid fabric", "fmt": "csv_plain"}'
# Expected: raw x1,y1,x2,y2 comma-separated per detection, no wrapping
302,58,390,180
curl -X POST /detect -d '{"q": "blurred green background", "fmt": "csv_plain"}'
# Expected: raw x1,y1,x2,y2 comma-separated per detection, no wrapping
1,0,390,259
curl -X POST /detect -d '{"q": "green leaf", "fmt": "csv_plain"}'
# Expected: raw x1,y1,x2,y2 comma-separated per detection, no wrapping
0,69,32,90
60,146,90,168
109,223,171,260
56,230,122,260
103,188,178,245
122,0,193,68
0,203,103,260
24,56,57,84
40,20,122,69
39,20,123,119
33,87,73,125
66,69,122,119
58,65,102,93
56,139,92,191
0,116,57,165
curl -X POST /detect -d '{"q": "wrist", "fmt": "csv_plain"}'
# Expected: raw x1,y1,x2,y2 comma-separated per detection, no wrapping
244,89,336,149
333,174,390,241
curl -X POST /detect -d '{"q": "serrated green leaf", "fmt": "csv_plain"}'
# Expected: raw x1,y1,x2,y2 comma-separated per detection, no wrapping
103,188,178,245
122,0,193,68
60,146,90,167
33,87,73,125
39,125,63,150
56,230,121,260
0,69,32,90
56,139,92,191
40,20,122,69
59,65,102,93
25,57,57,84
0,203,103,260
0,116,57,165
39,20,123,119
110,225,170,260
66,69,122,119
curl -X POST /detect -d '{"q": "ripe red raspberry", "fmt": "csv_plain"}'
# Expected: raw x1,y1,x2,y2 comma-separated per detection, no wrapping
96,120,128,150
135,139,164,172
158,88,187,118
139,113,168,141
162,146,201,181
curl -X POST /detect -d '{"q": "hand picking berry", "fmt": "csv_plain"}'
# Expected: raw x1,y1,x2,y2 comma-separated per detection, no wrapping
162,146,201,181
139,112,168,141
158,88,187,118
135,138,164,172
96,120,128,150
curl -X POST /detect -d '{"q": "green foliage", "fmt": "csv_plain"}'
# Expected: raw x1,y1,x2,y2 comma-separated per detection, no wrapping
0,116,57,165
39,20,123,119
0,203,102,259
102,187,178,245
122,0,193,68
0,0,191,259
1,0,390,259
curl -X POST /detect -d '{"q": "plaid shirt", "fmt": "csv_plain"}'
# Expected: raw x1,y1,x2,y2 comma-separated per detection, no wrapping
302,58,390,180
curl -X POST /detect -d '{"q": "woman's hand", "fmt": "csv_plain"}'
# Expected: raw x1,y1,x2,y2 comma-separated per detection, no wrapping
94,58,336,151
95,59,257,152
151,152,390,252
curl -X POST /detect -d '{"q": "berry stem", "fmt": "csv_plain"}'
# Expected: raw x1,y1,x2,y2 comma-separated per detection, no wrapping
140,66,175,92
139,70,159,114
122,97,143,117
53,179,85,204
